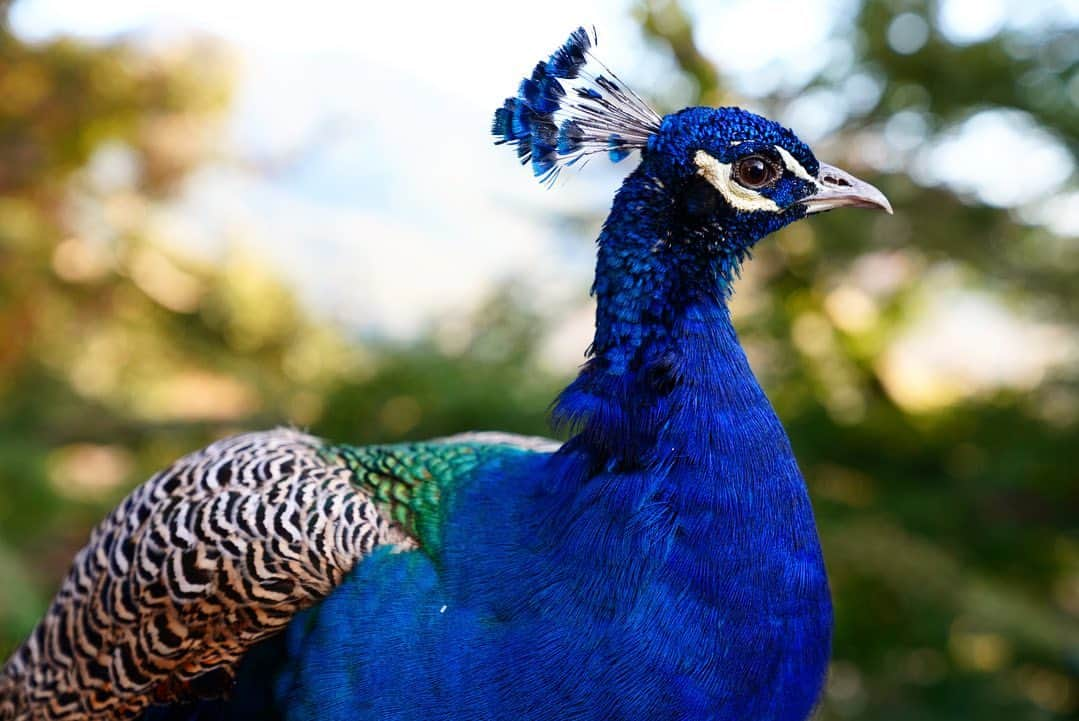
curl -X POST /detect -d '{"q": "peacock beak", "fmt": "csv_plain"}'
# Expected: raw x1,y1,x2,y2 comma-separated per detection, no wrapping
801,162,893,215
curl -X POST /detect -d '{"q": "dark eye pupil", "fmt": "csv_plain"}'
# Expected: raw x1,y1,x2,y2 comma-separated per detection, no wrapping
735,156,775,188
745,159,766,183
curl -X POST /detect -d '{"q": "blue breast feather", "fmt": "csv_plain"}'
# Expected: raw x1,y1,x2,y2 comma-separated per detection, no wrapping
274,307,829,721
277,158,831,720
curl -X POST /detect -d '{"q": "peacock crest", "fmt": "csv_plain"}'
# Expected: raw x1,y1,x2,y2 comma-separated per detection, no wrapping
492,27,662,183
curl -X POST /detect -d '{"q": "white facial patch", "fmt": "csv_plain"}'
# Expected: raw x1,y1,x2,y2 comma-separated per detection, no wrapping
694,150,781,213
774,145,816,183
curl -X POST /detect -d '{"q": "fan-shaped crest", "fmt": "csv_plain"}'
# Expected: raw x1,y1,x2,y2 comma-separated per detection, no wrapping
492,27,662,183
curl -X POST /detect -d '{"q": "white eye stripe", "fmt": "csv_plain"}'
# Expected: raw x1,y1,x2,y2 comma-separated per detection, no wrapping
774,146,816,183
693,150,781,214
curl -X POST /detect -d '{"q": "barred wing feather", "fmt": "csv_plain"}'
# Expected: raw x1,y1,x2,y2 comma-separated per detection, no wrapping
0,429,557,721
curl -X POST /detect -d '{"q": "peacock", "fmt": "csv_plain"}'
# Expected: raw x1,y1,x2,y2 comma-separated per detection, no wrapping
0,27,892,721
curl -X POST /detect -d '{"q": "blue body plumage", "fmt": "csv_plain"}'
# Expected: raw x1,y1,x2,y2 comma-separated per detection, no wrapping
128,26,897,721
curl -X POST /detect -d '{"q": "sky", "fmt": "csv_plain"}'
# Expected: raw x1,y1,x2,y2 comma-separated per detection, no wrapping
8,0,1078,397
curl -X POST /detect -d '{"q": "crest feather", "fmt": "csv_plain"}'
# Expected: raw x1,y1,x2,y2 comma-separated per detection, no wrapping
492,27,661,183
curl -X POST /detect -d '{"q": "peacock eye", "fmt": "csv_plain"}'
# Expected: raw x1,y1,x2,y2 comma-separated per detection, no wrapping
732,155,780,189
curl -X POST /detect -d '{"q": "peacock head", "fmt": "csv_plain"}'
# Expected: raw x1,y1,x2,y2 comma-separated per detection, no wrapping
493,28,891,257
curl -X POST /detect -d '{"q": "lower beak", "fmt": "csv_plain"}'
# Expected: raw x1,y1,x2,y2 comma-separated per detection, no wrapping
801,162,893,215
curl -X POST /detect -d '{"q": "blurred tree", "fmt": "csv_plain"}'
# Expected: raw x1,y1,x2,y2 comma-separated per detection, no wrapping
0,5,285,647
637,1,1078,719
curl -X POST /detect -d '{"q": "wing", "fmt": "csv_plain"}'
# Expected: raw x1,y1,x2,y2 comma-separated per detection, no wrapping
0,428,559,721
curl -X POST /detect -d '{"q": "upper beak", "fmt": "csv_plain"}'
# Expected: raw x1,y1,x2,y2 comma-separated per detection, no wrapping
801,162,893,215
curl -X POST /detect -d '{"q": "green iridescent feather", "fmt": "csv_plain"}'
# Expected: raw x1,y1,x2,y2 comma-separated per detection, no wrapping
326,441,540,554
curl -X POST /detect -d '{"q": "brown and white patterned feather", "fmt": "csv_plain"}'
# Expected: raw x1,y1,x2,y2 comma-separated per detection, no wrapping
0,429,410,721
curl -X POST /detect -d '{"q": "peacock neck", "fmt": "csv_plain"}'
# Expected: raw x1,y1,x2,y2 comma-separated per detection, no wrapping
554,165,775,474
548,162,828,624
543,165,829,654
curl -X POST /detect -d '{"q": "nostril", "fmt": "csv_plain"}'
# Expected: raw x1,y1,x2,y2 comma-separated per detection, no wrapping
824,174,852,188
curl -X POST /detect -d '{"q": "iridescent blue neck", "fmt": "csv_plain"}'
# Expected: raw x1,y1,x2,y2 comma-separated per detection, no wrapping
588,168,742,368
553,165,763,467
549,168,832,710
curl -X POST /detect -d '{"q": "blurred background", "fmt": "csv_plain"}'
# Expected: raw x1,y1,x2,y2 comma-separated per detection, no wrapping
0,0,1076,718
